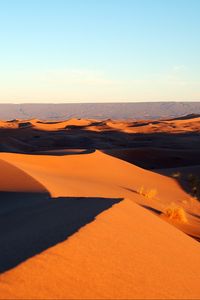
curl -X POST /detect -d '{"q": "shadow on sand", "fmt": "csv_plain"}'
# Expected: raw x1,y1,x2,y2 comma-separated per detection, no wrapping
0,191,122,273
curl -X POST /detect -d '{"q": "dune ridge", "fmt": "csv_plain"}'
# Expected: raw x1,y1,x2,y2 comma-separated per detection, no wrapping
1,116,200,170
1,115,200,133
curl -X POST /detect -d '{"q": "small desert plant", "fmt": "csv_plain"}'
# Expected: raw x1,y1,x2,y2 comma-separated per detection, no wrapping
137,185,145,196
137,186,157,200
145,188,157,199
163,204,188,223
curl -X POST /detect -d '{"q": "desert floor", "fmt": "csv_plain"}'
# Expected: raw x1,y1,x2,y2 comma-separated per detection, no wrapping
0,115,200,299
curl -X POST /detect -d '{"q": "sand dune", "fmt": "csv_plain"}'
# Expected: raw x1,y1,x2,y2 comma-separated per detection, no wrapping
0,151,190,203
1,117,200,171
0,116,200,298
1,115,200,133
1,197,200,299
1,150,199,238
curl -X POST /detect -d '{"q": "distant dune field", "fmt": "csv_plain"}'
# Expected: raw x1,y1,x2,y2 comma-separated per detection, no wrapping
0,115,200,299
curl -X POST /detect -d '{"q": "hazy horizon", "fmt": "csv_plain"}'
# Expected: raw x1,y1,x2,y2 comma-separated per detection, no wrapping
0,100,200,105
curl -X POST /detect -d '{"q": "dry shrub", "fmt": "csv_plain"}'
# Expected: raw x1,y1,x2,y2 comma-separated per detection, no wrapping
137,186,157,199
163,205,188,223
145,189,157,199
137,186,145,196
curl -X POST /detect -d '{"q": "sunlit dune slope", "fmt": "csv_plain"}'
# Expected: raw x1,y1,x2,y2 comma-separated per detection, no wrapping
0,150,189,205
0,150,200,299
2,150,200,223
0,198,200,299
1,115,200,133
31,118,94,131
1,150,200,230
29,116,200,133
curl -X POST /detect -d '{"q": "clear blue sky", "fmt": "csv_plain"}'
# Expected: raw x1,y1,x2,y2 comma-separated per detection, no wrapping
0,0,199,103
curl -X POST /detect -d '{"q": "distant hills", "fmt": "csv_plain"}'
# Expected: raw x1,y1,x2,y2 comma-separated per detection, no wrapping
0,102,200,120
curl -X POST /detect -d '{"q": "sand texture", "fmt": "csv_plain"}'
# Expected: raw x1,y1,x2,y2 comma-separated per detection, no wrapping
0,116,200,299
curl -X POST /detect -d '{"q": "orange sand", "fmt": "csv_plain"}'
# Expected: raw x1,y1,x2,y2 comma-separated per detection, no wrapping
0,150,200,298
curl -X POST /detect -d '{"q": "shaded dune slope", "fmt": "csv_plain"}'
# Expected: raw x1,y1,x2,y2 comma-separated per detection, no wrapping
0,159,48,193
0,191,122,273
104,147,200,169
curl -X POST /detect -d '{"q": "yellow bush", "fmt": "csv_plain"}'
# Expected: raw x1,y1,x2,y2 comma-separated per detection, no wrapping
145,189,157,199
163,205,188,223
137,186,145,196
137,186,157,199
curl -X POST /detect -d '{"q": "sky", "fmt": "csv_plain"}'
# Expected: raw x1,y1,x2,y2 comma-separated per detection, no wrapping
0,0,199,103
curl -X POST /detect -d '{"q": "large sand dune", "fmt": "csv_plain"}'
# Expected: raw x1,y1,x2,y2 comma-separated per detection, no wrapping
0,116,200,298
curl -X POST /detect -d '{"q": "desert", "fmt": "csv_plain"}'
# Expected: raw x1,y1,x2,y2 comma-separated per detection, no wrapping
0,115,200,299
1,0,200,297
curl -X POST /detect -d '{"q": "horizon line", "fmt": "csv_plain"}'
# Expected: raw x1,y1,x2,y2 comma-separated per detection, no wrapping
0,100,200,105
